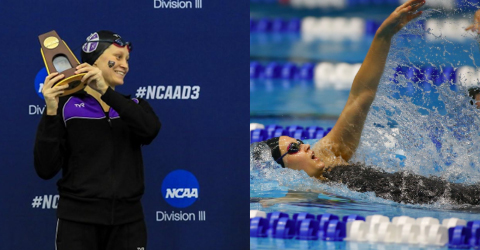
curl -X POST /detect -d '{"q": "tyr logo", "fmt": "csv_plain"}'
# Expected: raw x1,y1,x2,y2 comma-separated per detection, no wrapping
74,103,85,108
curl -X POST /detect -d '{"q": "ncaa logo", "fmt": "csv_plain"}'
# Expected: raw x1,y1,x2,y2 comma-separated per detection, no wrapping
161,170,199,208
34,67,48,99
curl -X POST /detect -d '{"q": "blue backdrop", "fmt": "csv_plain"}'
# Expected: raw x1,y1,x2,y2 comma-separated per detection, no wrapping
0,0,248,249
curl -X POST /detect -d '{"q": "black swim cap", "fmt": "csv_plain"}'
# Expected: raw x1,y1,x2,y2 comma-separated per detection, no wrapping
264,137,285,168
81,30,128,65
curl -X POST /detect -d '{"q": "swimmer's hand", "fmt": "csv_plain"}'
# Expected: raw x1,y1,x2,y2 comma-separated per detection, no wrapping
466,9,480,33
376,0,425,39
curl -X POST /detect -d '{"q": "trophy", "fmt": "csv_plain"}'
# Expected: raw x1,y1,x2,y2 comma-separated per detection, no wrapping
39,30,86,96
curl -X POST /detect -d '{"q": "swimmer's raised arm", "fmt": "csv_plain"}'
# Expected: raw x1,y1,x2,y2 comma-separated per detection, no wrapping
319,0,425,163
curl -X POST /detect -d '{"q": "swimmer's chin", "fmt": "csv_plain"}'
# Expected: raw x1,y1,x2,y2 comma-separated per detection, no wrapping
312,164,327,180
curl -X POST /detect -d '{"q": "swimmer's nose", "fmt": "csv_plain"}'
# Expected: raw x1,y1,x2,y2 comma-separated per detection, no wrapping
303,144,311,151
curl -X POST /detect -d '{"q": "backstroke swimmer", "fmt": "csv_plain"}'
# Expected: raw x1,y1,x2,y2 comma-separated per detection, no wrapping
252,0,480,206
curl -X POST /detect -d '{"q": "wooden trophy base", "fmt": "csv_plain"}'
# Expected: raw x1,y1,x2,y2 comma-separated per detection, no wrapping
52,68,87,96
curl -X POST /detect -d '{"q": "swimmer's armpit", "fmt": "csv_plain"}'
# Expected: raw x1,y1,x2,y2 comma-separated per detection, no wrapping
313,139,348,168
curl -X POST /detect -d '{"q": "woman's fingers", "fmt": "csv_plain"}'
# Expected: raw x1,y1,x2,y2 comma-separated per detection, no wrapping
50,73,65,83
43,72,61,88
396,1,424,28
44,83,68,95
43,73,65,91
409,0,425,12
74,62,107,93
81,70,97,84
76,64,101,81
408,10,423,21
44,85,68,100
75,65,95,74
74,63,93,75
76,65,101,85
401,0,424,9
52,84,70,91
47,88,66,97
399,0,424,15
44,72,59,82
75,63,91,70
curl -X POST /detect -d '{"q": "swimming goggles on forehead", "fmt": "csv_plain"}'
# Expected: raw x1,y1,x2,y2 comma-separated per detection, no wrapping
88,38,133,52
275,139,304,163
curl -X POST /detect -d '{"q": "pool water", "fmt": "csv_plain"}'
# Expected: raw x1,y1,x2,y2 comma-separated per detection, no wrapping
251,79,348,129
250,146,480,249
250,190,480,250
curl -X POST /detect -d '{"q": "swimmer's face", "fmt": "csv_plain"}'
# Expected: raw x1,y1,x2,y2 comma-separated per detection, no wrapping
94,45,130,87
278,136,325,178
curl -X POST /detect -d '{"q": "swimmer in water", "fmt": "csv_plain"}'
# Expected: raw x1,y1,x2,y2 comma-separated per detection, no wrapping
252,0,480,206
254,0,426,178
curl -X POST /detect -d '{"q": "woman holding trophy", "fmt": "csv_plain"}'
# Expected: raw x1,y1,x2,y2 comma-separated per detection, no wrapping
34,30,161,250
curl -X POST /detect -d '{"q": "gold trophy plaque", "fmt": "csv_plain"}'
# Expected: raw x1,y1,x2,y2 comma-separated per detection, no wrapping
39,30,86,96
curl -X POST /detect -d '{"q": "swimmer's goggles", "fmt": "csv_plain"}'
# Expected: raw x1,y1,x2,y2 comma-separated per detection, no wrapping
275,139,304,163
86,38,132,52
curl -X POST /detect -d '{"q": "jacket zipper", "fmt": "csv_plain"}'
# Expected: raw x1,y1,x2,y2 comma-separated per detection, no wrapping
105,108,116,224
89,95,116,224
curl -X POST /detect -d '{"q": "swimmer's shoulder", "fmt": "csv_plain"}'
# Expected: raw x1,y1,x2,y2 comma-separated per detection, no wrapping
312,138,348,169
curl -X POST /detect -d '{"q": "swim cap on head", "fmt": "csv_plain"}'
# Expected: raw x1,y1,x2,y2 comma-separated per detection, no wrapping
264,137,285,168
81,30,130,65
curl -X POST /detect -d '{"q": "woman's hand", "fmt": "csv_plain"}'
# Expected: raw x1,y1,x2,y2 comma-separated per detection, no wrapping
42,72,69,116
466,9,480,33
75,63,109,95
376,0,425,39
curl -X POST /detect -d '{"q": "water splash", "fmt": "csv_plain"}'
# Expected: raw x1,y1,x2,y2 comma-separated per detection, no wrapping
356,7,480,185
